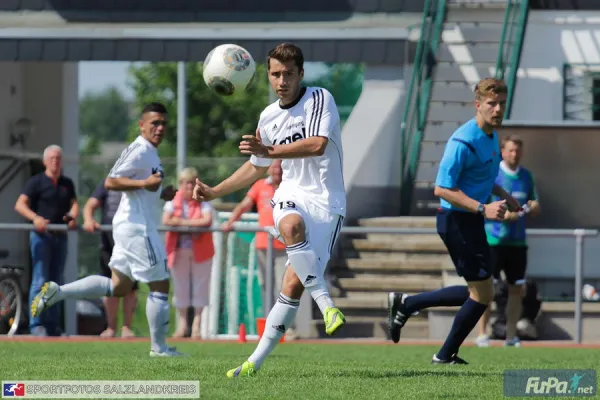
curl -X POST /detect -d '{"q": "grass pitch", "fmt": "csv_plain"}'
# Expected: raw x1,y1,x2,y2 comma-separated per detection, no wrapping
1,339,598,399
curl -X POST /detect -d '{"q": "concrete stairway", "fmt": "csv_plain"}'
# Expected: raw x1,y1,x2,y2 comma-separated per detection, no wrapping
412,0,508,215
310,216,453,339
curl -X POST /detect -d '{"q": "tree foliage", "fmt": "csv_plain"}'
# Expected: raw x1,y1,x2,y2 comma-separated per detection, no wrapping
126,62,270,158
304,63,364,120
80,87,131,154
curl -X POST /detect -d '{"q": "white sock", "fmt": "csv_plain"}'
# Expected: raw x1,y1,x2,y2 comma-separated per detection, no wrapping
286,241,335,315
58,275,113,301
248,293,299,370
146,292,170,353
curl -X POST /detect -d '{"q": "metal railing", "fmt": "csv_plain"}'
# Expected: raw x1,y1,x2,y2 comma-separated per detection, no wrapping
562,63,600,121
0,223,595,343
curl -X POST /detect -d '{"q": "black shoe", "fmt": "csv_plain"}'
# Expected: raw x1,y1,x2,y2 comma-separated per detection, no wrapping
388,292,412,343
431,354,469,365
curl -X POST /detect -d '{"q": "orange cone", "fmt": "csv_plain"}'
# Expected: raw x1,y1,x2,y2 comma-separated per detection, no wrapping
238,323,247,343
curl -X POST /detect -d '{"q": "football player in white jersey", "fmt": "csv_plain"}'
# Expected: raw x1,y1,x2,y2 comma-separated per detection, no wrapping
30,103,185,357
193,43,346,378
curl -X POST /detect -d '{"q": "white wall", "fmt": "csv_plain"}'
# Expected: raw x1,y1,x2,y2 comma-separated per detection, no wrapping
0,63,79,316
512,11,600,121
0,63,27,278
342,65,407,221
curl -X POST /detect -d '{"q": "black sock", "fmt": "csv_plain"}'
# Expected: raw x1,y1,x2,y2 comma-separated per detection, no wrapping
437,298,488,360
403,286,469,314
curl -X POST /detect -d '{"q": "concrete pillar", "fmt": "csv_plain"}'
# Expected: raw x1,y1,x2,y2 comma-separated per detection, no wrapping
61,62,80,336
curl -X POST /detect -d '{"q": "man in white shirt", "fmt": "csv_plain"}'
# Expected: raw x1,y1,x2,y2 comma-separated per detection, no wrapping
193,43,346,378
30,103,183,357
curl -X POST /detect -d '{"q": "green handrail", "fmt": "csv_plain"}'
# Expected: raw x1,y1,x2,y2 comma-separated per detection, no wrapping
399,0,447,215
399,0,431,165
505,0,529,119
494,0,515,80
494,0,530,119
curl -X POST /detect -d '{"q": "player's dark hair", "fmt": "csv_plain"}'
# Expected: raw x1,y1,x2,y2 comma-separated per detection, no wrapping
267,43,304,71
142,102,167,116
501,134,523,149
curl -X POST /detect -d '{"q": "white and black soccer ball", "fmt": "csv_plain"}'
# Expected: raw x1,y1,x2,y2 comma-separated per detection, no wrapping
203,44,256,96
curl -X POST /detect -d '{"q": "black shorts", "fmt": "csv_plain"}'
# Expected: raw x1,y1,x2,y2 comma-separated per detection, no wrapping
100,246,138,292
490,245,527,285
437,209,492,282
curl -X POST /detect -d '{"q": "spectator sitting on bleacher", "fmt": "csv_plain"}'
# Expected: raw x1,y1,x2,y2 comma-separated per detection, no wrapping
14,145,79,337
163,167,215,338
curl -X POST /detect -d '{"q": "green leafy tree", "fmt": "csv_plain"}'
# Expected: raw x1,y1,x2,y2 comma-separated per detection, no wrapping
80,87,131,155
126,62,270,160
305,63,364,121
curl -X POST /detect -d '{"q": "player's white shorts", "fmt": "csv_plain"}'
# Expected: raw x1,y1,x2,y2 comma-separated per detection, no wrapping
108,227,169,283
271,190,344,275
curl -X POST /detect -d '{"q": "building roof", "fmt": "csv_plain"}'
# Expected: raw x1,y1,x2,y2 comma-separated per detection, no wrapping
0,11,420,63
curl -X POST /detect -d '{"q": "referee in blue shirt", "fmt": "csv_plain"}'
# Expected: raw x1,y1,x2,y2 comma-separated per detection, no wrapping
388,78,520,364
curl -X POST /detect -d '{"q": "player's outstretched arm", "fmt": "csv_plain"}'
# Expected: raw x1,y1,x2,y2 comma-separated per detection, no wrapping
193,161,268,202
106,173,161,192
240,131,327,159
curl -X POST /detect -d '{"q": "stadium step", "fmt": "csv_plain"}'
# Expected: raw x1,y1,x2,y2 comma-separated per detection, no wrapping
357,216,436,229
330,257,451,273
325,217,450,339
309,317,429,339
331,292,426,311
410,5,508,216
344,237,447,253
438,43,499,64
338,275,442,292
420,141,450,163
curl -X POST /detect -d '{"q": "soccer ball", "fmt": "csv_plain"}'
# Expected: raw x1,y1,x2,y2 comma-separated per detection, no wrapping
203,44,256,96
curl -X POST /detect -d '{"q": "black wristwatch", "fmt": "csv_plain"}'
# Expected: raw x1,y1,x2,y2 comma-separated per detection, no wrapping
477,203,485,215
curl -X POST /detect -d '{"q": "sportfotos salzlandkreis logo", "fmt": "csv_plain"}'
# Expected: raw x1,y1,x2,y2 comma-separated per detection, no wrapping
504,369,596,397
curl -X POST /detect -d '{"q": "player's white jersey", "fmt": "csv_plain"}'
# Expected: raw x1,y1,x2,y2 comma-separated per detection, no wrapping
250,87,346,216
108,135,164,233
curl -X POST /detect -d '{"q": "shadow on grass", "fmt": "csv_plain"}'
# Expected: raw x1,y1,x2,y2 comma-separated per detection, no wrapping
327,369,499,379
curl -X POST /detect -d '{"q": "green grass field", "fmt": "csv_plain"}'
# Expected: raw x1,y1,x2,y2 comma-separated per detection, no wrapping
2,340,598,399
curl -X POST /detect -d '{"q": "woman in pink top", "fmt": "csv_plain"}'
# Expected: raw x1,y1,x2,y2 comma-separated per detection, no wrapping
163,167,215,338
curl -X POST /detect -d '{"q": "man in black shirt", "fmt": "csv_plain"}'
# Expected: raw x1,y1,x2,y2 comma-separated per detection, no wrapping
14,145,79,336
83,179,137,338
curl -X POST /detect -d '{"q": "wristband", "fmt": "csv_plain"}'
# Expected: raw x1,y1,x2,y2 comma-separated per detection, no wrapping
517,204,531,218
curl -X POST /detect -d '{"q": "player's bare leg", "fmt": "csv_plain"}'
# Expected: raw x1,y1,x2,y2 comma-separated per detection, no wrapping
227,214,345,378
101,297,119,337
173,308,189,338
476,306,492,347
120,291,137,338
505,283,524,347
278,214,345,334
191,308,202,338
